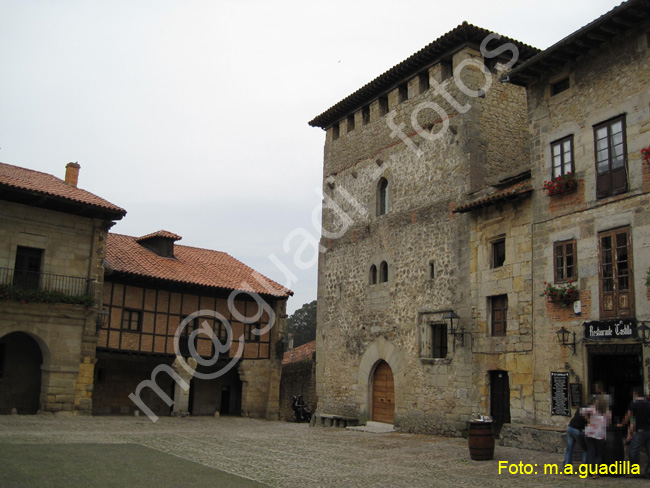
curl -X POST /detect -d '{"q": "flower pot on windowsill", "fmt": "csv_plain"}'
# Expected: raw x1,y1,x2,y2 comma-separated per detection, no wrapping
543,173,581,197
546,290,579,304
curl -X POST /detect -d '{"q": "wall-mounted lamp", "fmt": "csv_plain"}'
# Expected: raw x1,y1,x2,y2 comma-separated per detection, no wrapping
443,310,464,348
637,322,650,348
96,309,109,334
556,326,576,355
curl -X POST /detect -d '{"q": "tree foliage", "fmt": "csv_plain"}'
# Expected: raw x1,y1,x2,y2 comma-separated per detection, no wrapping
285,300,317,348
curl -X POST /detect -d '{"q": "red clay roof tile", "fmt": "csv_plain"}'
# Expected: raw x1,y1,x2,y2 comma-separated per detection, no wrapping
106,232,292,298
283,340,316,364
0,162,126,216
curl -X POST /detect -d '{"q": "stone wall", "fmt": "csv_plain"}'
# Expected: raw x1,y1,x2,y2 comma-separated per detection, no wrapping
316,46,531,435
279,359,316,421
526,25,650,427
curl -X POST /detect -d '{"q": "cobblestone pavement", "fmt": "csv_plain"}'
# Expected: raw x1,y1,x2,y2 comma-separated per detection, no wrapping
0,415,645,487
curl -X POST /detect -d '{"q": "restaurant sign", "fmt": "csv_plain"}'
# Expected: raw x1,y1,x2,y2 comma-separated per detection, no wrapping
583,319,638,340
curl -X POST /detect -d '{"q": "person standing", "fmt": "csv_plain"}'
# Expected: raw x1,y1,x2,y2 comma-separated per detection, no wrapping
581,397,611,478
619,387,650,478
564,408,588,466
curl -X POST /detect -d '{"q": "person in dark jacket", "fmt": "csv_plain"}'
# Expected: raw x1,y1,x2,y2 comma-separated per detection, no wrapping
564,407,588,466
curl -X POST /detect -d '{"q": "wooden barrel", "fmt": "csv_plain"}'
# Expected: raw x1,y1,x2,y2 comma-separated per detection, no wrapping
468,421,495,460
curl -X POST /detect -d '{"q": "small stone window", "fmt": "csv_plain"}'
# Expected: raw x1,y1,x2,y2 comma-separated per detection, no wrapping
121,309,142,331
332,123,340,140
429,261,435,280
370,265,377,285
379,261,389,283
490,295,508,337
377,177,389,216
551,77,570,96
431,323,448,358
378,96,389,116
418,71,430,93
492,238,506,268
398,83,408,103
362,105,370,125
347,114,355,132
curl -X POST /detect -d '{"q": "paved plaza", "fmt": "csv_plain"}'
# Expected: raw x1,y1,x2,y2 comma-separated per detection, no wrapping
0,415,645,487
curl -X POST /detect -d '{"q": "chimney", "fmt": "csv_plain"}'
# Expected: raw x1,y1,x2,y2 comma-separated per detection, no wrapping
65,162,80,187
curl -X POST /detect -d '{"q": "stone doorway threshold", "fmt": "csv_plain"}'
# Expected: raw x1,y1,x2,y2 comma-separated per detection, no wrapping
347,421,395,433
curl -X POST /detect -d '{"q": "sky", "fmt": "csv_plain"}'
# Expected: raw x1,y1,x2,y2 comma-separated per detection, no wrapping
0,0,625,314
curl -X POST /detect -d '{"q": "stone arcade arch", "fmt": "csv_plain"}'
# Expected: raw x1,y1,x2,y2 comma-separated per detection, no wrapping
0,331,47,414
356,338,401,425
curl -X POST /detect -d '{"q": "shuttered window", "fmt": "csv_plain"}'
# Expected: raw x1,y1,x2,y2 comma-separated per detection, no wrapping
599,227,634,318
491,295,508,337
594,116,627,199
554,240,577,283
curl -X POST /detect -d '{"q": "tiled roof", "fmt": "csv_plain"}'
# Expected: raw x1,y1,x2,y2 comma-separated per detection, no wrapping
308,22,540,129
0,162,126,217
283,340,316,365
453,179,533,213
106,232,292,298
136,230,182,242
505,0,649,85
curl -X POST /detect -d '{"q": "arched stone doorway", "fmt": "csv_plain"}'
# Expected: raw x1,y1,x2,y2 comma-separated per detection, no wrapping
372,360,394,424
0,332,43,414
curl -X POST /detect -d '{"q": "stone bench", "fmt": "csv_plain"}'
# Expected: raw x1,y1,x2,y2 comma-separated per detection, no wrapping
312,413,359,428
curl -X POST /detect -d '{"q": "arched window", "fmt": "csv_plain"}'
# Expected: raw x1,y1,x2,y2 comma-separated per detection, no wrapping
377,178,389,216
369,265,377,285
379,261,388,283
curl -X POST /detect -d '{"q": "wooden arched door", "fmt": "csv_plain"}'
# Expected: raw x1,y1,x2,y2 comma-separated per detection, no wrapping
372,361,394,424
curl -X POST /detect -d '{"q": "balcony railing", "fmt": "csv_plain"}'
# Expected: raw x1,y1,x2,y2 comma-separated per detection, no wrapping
0,267,94,305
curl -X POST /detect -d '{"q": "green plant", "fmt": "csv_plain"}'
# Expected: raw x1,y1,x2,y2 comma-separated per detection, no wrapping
0,284,94,307
543,173,581,196
542,281,578,301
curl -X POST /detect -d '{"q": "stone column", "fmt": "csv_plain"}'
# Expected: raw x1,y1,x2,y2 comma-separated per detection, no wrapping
171,357,196,415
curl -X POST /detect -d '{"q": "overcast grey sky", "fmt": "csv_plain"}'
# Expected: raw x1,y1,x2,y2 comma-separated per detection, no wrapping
0,0,623,313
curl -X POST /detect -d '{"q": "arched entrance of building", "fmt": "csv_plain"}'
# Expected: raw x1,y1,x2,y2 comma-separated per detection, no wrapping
372,360,394,424
0,332,43,414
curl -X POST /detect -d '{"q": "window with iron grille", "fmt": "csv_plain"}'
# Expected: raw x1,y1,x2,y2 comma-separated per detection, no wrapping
554,240,577,283
594,116,627,199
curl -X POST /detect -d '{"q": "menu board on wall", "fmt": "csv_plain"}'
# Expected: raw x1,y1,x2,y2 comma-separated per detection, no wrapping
551,372,570,416
570,383,583,408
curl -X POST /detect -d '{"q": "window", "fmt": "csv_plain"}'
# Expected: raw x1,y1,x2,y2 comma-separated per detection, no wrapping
378,96,389,116
594,116,627,198
13,246,43,290
362,105,370,125
551,77,570,96
599,227,634,319
332,123,339,140
347,114,355,132
121,309,142,331
418,71,430,93
551,136,574,178
370,265,377,285
491,295,508,337
492,239,505,268
554,240,576,283
379,261,388,283
244,323,261,342
429,261,435,280
398,83,408,103
377,177,389,216
431,323,448,358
